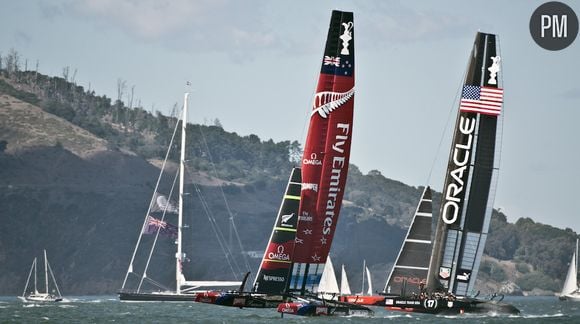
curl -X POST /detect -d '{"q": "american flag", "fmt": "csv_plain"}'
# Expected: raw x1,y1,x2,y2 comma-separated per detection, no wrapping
323,56,340,67
460,85,504,116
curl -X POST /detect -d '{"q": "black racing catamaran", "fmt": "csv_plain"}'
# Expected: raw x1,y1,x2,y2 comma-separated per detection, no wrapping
384,32,519,315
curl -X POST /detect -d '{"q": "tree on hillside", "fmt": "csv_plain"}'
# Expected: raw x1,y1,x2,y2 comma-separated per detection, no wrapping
213,118,223,129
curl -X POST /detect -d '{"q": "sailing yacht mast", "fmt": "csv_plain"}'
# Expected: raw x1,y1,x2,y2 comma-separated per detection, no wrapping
360,260,366,295
34,258,38,294
176,93,188,294
44,250,49,295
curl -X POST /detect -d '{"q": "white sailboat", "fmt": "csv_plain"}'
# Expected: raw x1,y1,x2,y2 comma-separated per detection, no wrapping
340,264,351,295
358,260,373,296
20,250,63,302
317,257,355,300
559,239,580,301
119,93,241,301
317,256,340,300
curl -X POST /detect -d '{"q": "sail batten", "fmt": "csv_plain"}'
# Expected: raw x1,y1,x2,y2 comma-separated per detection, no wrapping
252,168,302,295
384,187,433,296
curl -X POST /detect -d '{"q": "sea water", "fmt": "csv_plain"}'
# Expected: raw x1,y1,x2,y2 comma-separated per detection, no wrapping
0,296,578,323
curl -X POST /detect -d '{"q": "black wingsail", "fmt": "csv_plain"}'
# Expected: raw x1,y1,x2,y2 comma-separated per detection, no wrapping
383,187,433,296
252,168,301,294
426,32,503,297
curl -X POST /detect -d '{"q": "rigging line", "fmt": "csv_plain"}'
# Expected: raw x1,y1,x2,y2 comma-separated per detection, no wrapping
138,167,179,292
22,259,35,297
46,260,62,297
196,125,253,276
143,276,172,292
425,36,474,189
496,35,505,170
425,64,469,188
190,181,243,279
121,105,181,290
188,170,241,280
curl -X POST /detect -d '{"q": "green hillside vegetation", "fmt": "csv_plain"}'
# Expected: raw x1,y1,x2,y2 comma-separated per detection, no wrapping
0,57,299,181
0,51,578,295
484,213,578,292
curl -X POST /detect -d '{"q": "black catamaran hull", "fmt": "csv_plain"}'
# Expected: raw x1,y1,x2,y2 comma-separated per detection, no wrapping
210,293,289,308
385,296,519,315
118,291,198,302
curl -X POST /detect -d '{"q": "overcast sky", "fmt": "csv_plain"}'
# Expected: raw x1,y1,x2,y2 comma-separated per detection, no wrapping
1,0,579,232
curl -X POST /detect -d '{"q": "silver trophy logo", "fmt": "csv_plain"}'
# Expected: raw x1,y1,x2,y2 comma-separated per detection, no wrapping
339,22,353,55
487,56,501,85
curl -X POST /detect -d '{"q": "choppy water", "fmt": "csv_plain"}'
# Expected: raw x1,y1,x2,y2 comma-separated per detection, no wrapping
0,296,579,323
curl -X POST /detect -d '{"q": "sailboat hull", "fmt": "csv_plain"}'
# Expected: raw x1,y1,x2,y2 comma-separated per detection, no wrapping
338,295,387,306
118,291,199,302
559,293,580,302
196,292,290,308
21,294,62,302
277,299,373,317
384,296,519,315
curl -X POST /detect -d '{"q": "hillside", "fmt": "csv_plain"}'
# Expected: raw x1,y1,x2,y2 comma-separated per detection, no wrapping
0,66,578,296
0,94,107,157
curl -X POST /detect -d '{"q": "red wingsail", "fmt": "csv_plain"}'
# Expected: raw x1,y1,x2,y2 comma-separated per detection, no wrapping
290,10,355,293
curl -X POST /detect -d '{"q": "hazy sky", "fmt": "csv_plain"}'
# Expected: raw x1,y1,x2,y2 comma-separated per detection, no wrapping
1,1,579,232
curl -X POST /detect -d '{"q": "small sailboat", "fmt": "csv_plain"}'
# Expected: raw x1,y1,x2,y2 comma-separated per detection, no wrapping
317,256,340,300
340,264,351,295
559,239,580,301
314,259,359,301
359,260,373,296
118,93,241,301
20,250,63,302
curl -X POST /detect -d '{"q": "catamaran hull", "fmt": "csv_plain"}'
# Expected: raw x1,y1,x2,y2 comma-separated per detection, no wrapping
338,295,388,306
197,293,290,308
118,291,198,302
384,297,519,315
277,301,373,317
